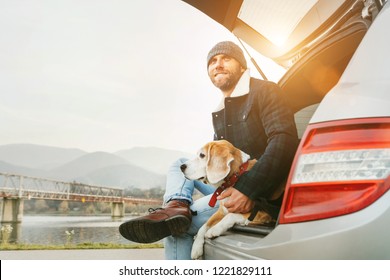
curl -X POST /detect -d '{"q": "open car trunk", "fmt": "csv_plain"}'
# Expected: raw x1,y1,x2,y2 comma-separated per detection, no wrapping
182,0,370,113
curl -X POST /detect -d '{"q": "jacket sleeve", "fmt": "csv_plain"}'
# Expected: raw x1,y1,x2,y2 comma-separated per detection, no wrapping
234,82,299,200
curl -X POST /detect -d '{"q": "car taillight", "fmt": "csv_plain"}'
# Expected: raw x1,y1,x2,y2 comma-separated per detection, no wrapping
279,118,390,224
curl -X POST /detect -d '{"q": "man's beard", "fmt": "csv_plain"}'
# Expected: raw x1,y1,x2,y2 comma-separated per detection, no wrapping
211,69,242,92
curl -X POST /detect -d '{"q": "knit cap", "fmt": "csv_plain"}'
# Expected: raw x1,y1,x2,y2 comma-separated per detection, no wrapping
207,41,247,69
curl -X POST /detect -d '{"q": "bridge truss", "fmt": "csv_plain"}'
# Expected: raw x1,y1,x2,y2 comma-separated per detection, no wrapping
0,173,161,205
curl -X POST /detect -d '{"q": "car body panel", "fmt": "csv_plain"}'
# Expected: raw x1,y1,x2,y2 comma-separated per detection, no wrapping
205,189,390,259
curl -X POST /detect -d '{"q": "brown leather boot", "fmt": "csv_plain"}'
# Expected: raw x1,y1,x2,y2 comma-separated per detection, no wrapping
119,200,192,243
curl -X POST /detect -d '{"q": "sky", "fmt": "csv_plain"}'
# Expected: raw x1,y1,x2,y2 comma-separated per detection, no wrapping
0,0,285,154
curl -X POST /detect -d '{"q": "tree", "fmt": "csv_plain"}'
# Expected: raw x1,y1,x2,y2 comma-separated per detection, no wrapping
58,201,69,214
34,199,49,213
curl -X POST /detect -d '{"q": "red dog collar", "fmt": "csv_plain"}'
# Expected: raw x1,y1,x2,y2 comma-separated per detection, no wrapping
208,161,250,207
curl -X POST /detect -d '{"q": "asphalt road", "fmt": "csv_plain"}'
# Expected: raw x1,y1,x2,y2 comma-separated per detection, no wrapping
0,248,165,260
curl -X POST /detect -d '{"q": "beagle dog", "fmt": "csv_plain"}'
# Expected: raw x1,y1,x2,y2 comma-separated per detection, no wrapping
180,140,284,260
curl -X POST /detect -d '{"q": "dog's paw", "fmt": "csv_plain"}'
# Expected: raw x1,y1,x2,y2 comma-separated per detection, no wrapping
191,243,204,260
205,225,224,239
191,236,204,260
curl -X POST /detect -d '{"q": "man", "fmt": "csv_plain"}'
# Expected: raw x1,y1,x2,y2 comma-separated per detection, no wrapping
119,41,299,259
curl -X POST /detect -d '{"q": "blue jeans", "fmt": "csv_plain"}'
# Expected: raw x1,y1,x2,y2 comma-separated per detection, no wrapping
163,158,219,260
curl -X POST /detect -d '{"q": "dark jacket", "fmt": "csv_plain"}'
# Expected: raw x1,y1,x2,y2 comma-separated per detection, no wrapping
212,78,299,200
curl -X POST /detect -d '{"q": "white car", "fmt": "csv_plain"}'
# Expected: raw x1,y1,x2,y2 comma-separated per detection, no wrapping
183,0,390,259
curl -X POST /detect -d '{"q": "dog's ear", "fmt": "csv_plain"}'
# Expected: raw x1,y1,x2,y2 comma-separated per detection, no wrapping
206,143,234,185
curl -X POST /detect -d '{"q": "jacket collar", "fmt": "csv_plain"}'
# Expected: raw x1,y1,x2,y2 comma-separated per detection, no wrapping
213,69,251,112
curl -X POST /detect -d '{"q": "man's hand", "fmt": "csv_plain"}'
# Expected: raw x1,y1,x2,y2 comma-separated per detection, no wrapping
217,188,254,213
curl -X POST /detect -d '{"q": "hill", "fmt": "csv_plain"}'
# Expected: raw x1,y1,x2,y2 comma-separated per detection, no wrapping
0,144,192,189
115,146,193,174
0,143,86,170
48,151,130,180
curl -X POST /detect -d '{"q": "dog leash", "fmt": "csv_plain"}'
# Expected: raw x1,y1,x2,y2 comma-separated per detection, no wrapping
208,161,250,207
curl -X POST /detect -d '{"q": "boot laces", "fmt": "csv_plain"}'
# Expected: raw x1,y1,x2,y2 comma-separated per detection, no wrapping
148,207,163,213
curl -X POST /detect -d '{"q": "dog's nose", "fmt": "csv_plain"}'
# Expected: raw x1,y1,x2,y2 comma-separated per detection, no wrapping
180,164,187,172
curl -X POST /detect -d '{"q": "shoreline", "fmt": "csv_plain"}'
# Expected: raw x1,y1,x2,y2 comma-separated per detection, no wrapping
0,242,163,251
0,248,165,260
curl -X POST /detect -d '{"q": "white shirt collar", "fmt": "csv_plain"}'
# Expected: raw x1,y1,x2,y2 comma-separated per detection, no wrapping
213,69,251,112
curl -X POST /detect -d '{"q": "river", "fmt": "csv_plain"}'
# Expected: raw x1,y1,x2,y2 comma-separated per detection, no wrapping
1,215,146,245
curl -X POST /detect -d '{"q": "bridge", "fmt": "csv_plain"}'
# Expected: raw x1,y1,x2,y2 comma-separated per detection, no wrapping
0,173,162,223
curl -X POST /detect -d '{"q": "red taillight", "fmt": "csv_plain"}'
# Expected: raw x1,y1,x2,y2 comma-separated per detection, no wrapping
279,118,390,224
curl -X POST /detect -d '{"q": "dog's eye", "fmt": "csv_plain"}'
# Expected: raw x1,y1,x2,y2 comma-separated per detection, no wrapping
199,153,205,159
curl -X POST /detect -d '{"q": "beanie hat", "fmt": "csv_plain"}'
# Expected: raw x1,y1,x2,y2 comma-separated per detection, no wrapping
207,41,247,69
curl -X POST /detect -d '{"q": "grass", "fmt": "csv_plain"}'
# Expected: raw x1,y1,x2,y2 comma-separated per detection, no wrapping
0,242,164,251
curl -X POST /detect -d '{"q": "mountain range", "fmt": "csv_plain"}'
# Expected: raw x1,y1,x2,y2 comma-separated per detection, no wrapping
0,143,193,189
